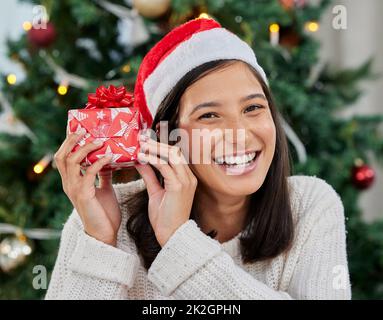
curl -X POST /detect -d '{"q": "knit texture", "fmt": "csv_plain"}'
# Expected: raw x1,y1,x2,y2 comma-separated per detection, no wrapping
45,175,352,300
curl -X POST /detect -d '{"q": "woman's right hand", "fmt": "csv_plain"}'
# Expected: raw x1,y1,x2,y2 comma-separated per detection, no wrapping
54,128,122,246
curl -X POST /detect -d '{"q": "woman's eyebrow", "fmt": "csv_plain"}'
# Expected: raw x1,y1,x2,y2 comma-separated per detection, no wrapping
190,93,267,115
240,93,267,102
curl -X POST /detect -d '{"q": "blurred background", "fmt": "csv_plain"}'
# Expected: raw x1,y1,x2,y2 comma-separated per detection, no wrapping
0,0,382,299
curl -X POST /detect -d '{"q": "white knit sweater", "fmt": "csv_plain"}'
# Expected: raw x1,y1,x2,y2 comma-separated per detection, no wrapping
45,175,351,300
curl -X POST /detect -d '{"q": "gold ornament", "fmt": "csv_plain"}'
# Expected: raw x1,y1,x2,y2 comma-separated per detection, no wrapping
133,0,171,19
0,233,33,272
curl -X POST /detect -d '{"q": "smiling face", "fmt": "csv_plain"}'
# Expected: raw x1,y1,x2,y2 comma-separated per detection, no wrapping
177,61,276,196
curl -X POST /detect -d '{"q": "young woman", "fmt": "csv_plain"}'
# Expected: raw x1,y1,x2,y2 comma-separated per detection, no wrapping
46,18,351,299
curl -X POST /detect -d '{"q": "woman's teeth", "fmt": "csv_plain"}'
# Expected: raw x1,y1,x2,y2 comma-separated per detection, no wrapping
214,151,257,166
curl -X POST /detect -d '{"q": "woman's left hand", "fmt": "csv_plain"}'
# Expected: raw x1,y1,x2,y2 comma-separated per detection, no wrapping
135,135,198,247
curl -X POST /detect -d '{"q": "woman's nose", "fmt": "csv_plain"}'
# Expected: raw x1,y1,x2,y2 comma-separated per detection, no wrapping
221,119,252,148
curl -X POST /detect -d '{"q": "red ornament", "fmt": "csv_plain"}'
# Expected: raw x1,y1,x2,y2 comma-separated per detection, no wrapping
280,0,306,10
351,162,375,190
27,22,56,48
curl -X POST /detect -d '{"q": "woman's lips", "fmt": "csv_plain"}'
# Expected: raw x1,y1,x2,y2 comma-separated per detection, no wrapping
214,151,261,176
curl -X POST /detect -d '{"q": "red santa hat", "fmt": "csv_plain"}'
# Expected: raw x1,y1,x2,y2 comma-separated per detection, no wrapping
133,17,268,128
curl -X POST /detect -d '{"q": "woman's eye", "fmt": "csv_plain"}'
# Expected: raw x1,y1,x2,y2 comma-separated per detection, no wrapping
198,112,218,120
244,104,263,113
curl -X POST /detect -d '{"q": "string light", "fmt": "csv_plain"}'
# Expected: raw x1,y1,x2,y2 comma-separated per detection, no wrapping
6,74,17,85
121,64,131,73
57,82,68,95
33,164,44,174
305,21,319,32
269,23,280,33
22,21,32,31
33,153,53,174
198,13,210,19
354,158,364,167
269,23,280,46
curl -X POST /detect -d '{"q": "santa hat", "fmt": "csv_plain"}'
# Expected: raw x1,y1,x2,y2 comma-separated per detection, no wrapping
133,17,268,128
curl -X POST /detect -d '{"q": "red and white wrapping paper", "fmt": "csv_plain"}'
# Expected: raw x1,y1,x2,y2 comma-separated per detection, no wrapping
66,85,141,170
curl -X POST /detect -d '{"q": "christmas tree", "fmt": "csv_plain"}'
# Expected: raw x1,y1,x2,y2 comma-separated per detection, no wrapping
1,0,382,299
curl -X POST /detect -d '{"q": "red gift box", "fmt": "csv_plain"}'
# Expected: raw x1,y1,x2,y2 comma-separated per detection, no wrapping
66,85,141,170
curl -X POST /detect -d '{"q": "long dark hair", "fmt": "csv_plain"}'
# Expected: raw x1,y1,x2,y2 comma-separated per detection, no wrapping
125,59,294,269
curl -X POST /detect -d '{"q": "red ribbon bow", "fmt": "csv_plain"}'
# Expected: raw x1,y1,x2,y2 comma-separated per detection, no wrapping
85,85,134,109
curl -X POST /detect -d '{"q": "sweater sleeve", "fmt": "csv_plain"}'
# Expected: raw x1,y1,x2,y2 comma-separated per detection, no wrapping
287,184,352,299
147,183,351,300
45,208,140,300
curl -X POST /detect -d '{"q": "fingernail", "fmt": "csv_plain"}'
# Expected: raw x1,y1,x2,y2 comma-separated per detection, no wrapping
93,139,103,145
77,128,86,135
76,134,86,142
139,141,147,148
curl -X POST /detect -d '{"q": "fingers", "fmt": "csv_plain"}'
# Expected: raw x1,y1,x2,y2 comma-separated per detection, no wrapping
137,152,178,184
83,155,113,188
139,137,193,182
54,129,87,177
98,168,113,189
67,138,105,164
66,139,106,180
135,164,162,196
139,136,187,164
